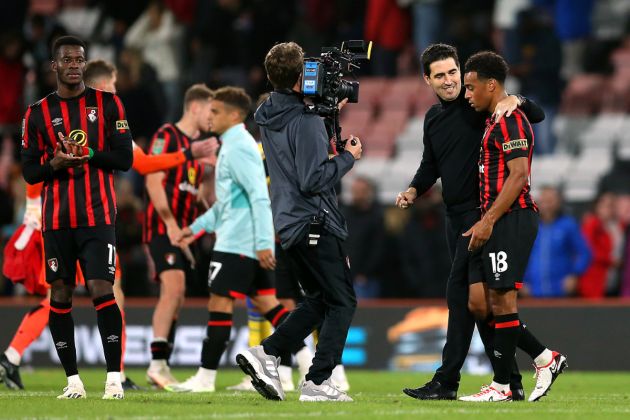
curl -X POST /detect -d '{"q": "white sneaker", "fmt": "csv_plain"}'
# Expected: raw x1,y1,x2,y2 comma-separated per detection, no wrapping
146,364,178,389
226,376,256,391
330,365,350,392
278,365,295,391
529,351,568,402
235,345,285,401
57,383,86,399
299,378,353,402
102,381,124,399
164,375,214,393
459,386,512,402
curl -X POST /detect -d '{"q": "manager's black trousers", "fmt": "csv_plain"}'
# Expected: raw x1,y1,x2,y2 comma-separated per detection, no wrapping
433,210,522,390
432,210,479,390
263,231,356,385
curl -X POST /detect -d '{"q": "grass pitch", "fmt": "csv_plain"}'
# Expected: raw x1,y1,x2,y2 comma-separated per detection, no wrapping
1,368,629,419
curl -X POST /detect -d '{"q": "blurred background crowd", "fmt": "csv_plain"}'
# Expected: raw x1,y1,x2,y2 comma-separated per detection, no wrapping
0,0,629,300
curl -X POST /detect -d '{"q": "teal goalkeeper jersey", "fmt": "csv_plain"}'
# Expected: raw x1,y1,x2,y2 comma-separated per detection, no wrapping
189,123,274,259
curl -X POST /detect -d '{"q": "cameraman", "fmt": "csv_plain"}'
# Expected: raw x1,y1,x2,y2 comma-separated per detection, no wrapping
236,42,362,402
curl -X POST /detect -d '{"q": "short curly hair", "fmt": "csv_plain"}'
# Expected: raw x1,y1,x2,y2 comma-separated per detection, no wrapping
464,51,509,84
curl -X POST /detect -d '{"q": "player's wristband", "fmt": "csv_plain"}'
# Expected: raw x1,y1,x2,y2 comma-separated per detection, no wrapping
81,146,94,159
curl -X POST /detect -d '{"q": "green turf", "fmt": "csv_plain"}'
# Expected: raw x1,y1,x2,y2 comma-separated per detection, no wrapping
1,368,629,419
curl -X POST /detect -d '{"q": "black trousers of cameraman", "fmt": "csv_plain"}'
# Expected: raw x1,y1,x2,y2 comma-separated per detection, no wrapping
262,230,356,385
432,209,522,390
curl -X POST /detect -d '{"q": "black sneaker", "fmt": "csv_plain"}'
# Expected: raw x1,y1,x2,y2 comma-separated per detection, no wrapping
122,376,144,391
511,385,526,401
403,380,457,400
0,354,24,390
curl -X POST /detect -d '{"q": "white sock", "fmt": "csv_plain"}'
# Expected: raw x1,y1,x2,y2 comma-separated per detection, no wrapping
106,372,122,384
490,381,510,393
196,367,216,385
5,347,21,366
278,365,293,384
534,349,553,367
331,365,346,381
295,347,313,377
149,359,168,370
67,374,83,387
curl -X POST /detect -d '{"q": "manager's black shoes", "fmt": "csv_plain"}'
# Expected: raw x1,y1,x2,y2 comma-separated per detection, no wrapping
122,376,143,391
511,384,526,401
0,354,24,390
403,380,457,400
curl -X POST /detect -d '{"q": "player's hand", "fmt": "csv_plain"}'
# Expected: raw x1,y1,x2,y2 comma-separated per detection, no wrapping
396,188,417,209
192,137,219,161
166,222,183,247
492,95,520,123
463,218,493,251
256,248,276,270
345,135,362,160
50,141,88,171
58,132,84,157
176,226,195,247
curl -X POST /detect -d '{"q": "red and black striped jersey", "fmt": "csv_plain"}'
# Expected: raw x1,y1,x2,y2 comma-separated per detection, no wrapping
479,108,537,213
21,88,133,231
143,123,203,242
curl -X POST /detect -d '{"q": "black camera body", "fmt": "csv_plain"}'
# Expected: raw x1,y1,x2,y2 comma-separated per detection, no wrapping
302,40,371,116
302,40,371,151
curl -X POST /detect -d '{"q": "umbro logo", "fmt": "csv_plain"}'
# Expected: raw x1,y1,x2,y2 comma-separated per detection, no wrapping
56,341,68,349
494,350,502,358
107,335,119,343
52,117,63,127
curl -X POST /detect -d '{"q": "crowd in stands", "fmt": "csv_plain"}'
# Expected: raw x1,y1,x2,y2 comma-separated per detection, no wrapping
0,0,629,299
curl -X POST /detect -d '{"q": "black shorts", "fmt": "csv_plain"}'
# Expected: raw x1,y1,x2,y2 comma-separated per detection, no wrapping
208,251,275,299
43,225,117,284
482,209,539,290
148,234,187,276
275,243,304,300
446,210,485,286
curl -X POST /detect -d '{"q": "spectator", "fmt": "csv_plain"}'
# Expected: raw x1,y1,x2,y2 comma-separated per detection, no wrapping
615,194,630,297
492,0,531,63
578,192,623,298
189,0,253,90
535,0,595,80
0,32,26,136
364,0,411,76
523,186,591,297
400,0,443,55
342,177,385,298
512,8,562,154
125,0,183,120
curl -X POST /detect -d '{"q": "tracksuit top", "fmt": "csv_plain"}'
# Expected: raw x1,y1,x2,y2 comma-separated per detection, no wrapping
189,123,274,260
